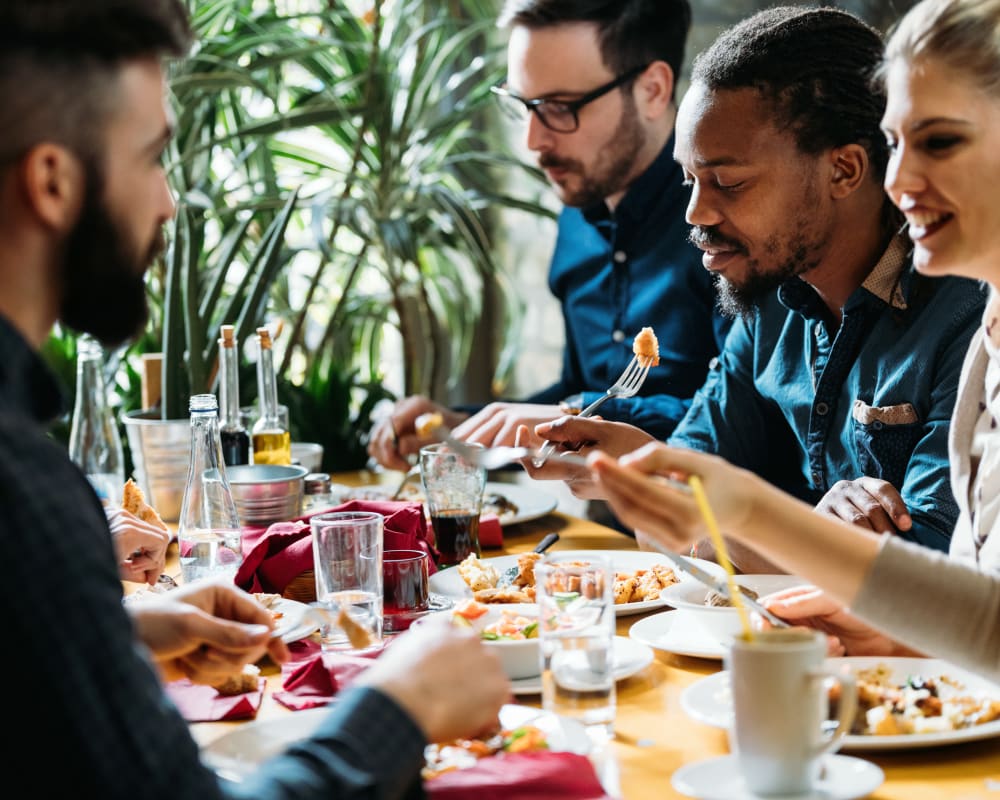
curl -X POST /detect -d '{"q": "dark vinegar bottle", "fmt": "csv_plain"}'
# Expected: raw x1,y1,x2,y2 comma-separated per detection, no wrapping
218,324,251,466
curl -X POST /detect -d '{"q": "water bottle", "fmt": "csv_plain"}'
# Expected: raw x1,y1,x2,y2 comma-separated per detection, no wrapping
68,335,125,505
176,393,243,584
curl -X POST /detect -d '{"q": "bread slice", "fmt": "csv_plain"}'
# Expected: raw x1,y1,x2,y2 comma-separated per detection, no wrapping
122,478,168,531
212,663,261,696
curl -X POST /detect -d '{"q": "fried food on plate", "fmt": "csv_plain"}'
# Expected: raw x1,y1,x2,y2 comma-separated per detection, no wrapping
212,663,261,696
457,554,500,592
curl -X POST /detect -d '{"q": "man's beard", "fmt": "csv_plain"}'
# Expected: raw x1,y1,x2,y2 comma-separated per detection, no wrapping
538,93,646,208
690,226,825,320
59,164,163,347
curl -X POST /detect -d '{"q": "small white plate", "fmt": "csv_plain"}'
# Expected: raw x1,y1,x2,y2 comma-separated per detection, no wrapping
680,658,1000,751
671,754,884,800
270,598,320,644
202,703,590,781
429,550,726,617
629,609,727,660
509,636,655,695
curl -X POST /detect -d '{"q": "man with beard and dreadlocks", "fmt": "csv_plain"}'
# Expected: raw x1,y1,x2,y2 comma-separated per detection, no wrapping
522,5,987,571
367,0,730,473
0,2,511,796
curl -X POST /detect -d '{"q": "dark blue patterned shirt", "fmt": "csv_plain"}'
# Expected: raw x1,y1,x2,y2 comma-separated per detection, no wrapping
0,314,426,798
669,235,987,552
525,136,732,440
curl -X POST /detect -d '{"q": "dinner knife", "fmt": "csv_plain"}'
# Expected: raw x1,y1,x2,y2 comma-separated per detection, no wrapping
648,544,791,629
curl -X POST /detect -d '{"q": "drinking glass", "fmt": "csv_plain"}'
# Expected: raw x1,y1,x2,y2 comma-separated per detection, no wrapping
310,511,383,651
727,628,857,795
536,553,616,742
419,443,486,568
382,549,430,633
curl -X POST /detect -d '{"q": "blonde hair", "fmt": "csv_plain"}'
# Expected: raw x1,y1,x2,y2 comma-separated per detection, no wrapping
885,0,1000,93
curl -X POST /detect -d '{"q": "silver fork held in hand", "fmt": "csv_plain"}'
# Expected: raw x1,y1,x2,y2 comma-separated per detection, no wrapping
532,354,652,468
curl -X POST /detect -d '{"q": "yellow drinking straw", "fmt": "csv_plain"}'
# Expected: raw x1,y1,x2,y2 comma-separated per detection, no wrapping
687,474,754,641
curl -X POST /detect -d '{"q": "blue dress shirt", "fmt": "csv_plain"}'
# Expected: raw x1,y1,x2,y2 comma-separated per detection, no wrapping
525,136,731,441
669,235,987,552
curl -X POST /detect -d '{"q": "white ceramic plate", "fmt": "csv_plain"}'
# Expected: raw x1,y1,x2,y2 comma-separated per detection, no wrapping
330,481,558,527
270,598,320,644
428,550,727,617
680,657,1000,751
672,754,884,800
510,636,655,695
629,609,728,660
201,703,590,781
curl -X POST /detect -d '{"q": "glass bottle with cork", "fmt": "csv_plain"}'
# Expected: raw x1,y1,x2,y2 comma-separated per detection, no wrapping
218,324,250,466
252,326,291,465
177,393,243,583
69,334,125,505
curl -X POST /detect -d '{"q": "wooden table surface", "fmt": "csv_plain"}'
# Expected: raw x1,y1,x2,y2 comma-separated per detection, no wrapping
183,470,1000,800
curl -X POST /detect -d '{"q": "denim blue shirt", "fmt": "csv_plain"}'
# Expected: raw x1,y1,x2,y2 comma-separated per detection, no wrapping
669,235,988,552
525,136,732,441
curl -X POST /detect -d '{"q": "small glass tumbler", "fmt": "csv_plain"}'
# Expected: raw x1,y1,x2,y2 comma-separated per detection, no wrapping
311,511,383,651
419,443,486,568
536,553,616,742
382,549,430,633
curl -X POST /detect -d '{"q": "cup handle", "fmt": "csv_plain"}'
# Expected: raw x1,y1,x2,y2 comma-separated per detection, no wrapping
808,666,857,756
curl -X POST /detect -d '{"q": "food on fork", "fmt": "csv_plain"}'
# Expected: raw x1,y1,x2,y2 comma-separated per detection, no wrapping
212,663,261,696
122,478,168,531
632,326,660,367
415,412,445,438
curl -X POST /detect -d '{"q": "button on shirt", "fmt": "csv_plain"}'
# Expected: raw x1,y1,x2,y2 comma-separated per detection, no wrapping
526,136,732,441
669,234,988,552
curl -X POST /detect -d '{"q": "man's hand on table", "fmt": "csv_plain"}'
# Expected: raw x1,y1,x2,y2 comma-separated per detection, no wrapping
128,580,290,685
357,614,509,744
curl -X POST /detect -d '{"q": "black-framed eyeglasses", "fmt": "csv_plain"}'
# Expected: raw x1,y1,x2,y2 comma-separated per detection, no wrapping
491,63,650,133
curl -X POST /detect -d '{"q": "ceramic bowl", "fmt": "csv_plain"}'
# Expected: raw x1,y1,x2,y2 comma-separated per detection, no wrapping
660,574,809,646
291,442,324,473
227,464,309,525
475,603,541,680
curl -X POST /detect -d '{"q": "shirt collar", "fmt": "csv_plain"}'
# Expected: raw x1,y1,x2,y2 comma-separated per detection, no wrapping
778,230,912,318
0,314,65,425
581,133,679,227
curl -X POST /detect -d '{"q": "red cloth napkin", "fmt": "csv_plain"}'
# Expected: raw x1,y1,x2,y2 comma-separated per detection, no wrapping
272,639,385,710
426,751,612,800
478,514,503,549
235,499,439,594
164,677,265,722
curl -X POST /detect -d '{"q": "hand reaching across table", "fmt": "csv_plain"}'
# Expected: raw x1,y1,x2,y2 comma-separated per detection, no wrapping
368,395,468,471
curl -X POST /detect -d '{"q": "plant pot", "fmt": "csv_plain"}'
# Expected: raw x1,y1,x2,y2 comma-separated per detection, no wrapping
122,409,191,522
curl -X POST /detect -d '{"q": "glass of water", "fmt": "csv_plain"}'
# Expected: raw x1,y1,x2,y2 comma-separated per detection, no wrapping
536,553,616,742
310,511,384,651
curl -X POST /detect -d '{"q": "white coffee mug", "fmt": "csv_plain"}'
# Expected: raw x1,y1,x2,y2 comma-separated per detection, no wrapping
726,628,856,796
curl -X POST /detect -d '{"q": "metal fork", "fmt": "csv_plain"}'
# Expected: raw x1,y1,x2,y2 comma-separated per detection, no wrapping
532,354,652,468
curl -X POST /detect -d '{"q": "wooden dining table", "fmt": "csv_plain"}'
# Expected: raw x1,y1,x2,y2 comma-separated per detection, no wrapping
182,470,1000,800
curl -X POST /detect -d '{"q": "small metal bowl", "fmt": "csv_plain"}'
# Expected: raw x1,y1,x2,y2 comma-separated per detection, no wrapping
227,464,308,525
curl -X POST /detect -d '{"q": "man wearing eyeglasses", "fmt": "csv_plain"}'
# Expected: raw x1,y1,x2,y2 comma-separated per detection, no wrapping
368,0,730,479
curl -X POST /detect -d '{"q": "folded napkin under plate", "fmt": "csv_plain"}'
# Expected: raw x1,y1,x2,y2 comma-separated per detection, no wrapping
427,751,613,800
165,677,266,722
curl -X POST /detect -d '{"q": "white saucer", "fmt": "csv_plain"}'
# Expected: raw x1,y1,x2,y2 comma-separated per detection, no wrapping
629,609,727,660
671,754,884,800
510,636,654,695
